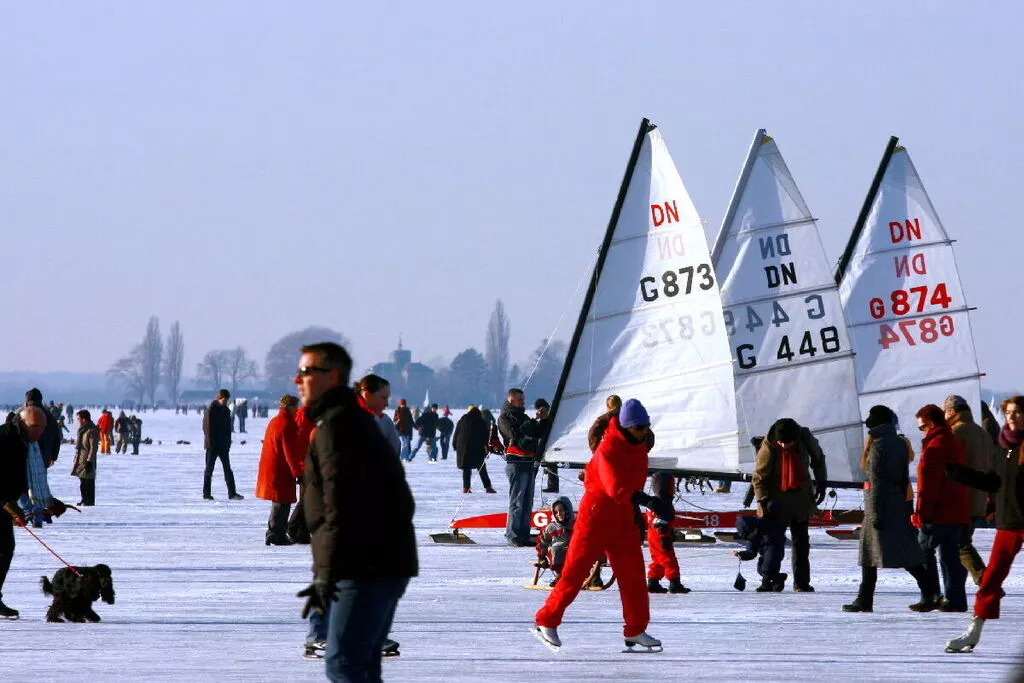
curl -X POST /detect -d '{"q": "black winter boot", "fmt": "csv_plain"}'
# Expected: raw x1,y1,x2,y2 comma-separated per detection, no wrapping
909,593,942,612
842,596,873,612
647,578,668,594
668,578,691,594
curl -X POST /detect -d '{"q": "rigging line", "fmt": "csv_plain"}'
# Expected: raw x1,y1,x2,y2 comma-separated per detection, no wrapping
522,256,595,390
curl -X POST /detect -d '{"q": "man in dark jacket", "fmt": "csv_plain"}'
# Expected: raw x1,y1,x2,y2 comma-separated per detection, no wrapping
437,407,454,461
752,417,828,592
296,342,416,681
498,388,541,547
25,389,59,468
411,404,440,462
202,389,242,500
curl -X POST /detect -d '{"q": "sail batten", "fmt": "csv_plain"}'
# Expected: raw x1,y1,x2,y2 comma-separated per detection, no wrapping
713,130,865,483
543,122,740,474
838,141,982,450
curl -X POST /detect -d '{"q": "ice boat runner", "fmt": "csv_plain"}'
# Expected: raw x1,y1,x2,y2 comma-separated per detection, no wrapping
541,119,739,478
711,130,864,485
836,137,983,448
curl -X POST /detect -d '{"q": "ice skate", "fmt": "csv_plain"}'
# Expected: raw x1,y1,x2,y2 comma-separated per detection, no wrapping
381,638,400,657
0,601,19,620
667,578,691,594
531,625,561,652
302,640,326,660
945,616,983,653
623,631,662,653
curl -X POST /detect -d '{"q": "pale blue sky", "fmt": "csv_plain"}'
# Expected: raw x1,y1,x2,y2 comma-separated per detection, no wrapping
3,2,1021,387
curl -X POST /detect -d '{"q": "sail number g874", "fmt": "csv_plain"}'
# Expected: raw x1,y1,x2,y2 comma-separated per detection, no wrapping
639,264,715,302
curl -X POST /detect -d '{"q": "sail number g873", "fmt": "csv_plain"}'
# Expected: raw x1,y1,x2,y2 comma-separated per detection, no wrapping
639,264,715,302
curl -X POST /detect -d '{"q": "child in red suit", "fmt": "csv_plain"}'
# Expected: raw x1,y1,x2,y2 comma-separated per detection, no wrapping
645,472,690,593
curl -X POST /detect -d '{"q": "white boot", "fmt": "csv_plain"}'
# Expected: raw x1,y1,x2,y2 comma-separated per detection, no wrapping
624,631,663,652
532,625,561,649
945,616,984,653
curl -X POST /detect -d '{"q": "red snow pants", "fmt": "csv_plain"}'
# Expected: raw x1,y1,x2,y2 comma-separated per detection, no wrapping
974,528,1024,620
535,497,649,637
646,520,680,581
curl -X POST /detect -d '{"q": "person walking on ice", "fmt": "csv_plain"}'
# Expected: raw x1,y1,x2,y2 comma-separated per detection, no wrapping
533,398,670,652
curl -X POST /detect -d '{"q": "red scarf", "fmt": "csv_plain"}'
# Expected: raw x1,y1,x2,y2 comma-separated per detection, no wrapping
357,395,379,417
778,445,807,491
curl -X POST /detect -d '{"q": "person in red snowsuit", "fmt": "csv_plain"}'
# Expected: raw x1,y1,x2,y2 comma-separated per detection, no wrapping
645,472,690,593
534,399,669,649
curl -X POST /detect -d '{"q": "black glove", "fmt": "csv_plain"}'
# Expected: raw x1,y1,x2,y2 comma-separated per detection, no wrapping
86,461,95,475
297,573,333,619
632,491,674,521
535,557,550,569
814,482,827,506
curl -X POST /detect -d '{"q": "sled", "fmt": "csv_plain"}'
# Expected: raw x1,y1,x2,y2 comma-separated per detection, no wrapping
525,560,616,591
672,529,717,544
429,529,476,544
826,527,861,540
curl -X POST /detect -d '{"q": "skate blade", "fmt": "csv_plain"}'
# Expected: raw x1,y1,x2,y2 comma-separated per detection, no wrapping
945,645,974,654
382,650,400,658
623,643,663,654
523,584,553,591
530,627,560,652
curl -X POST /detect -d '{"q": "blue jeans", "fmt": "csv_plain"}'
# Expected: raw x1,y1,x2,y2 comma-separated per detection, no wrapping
325,577,409,683
439,434,451,460
410,435,437,461
307,607,328,645
398,435,412,461
505,461,537,544
919,523,968,609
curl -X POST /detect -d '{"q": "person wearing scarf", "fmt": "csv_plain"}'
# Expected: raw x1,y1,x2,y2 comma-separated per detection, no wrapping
946,395,1024,652
752,417,828,592
912,404,969,613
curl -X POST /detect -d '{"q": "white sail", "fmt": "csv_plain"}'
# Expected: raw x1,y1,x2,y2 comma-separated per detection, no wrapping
544,124,739,473
423,390,431,409
838,142,982,450
712,131,864,483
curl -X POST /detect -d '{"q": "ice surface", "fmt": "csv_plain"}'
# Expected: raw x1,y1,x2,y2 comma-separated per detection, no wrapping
2,410,1022,681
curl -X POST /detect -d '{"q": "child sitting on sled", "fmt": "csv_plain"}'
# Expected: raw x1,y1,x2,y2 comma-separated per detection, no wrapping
645,472,691,594
733,507,787,592
535,497,574,587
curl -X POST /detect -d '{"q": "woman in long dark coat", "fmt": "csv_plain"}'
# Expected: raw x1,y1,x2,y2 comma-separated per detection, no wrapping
453,407,495,493
842,405,934,612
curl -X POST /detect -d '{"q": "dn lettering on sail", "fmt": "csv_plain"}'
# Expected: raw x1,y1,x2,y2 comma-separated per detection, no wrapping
889,218,922,243
650,200,679,227
894,253,927,278
759,234,797,289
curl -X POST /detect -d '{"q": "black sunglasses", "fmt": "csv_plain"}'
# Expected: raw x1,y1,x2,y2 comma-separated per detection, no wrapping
918,424,928,432
296,365,332,377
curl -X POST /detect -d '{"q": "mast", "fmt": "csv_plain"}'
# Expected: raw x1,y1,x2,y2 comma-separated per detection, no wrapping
541,118,653,458
711,128,766,267
834,136,899,284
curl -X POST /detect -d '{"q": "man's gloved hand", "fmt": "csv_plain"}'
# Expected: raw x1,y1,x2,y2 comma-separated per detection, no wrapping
3,503,26,527
297,572,333,619
814,481,827,506
86,460,95,475
631,491,674,521
535,557,550,569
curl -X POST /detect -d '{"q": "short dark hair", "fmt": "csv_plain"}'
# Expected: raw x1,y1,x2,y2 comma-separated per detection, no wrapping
217,389,230,400
77,409,91,421
356,374,390,394
301,342,353,383
25,388,43,406
507,388,524,400
1002,396,1024,415
916,404,945,425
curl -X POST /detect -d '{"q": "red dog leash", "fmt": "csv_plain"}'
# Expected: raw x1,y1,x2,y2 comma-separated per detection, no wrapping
17,522,81,576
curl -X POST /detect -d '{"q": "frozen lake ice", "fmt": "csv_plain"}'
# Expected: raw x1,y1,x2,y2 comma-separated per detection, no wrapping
2,410,1023,681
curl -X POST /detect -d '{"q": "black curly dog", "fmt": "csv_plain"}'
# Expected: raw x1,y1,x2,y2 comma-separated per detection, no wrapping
40,564,116,622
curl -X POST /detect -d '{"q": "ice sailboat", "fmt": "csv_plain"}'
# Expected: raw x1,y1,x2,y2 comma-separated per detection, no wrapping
711,130,864,485
836,137,983,448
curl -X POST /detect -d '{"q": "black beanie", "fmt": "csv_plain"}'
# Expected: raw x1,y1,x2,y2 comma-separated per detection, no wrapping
25,388,43,406
773,418,800,444
864,405,896,430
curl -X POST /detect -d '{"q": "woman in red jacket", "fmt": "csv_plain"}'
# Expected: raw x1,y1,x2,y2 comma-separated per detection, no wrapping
255,395,304,546
913,404,970,612
533,399,669,652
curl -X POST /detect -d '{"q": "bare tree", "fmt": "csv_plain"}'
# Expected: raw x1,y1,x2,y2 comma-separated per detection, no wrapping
196,350,230,389
141,316,163,404
485,299,511,405
224,347,259,395
107,344,146,405
163,321,185,405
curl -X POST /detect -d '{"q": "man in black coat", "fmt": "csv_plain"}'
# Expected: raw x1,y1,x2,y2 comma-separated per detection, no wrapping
202,389,242,500
0,411,34,619
498,388,541,546
296,342,416,680
411,404,440,462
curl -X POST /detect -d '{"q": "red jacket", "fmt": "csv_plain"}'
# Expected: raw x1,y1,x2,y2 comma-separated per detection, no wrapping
916,425,969,525
255,409,304,504
97,412,113,435
581,417,649,515
294,407,315,478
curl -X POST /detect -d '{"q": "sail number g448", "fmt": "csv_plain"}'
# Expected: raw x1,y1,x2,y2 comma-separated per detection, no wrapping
639,264,715,302
736,327,842,370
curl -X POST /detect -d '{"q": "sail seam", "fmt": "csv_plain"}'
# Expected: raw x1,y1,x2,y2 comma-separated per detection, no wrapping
725,216,818,239
851,239,953,259
562,360,735,398
735,351,856,377
859,372,983,396
724,284,843,308
847,304,971,328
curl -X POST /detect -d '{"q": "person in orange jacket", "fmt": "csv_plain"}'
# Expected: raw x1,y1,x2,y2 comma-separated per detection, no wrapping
255,395,305,546
533,399,667,652
96,410,114,455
